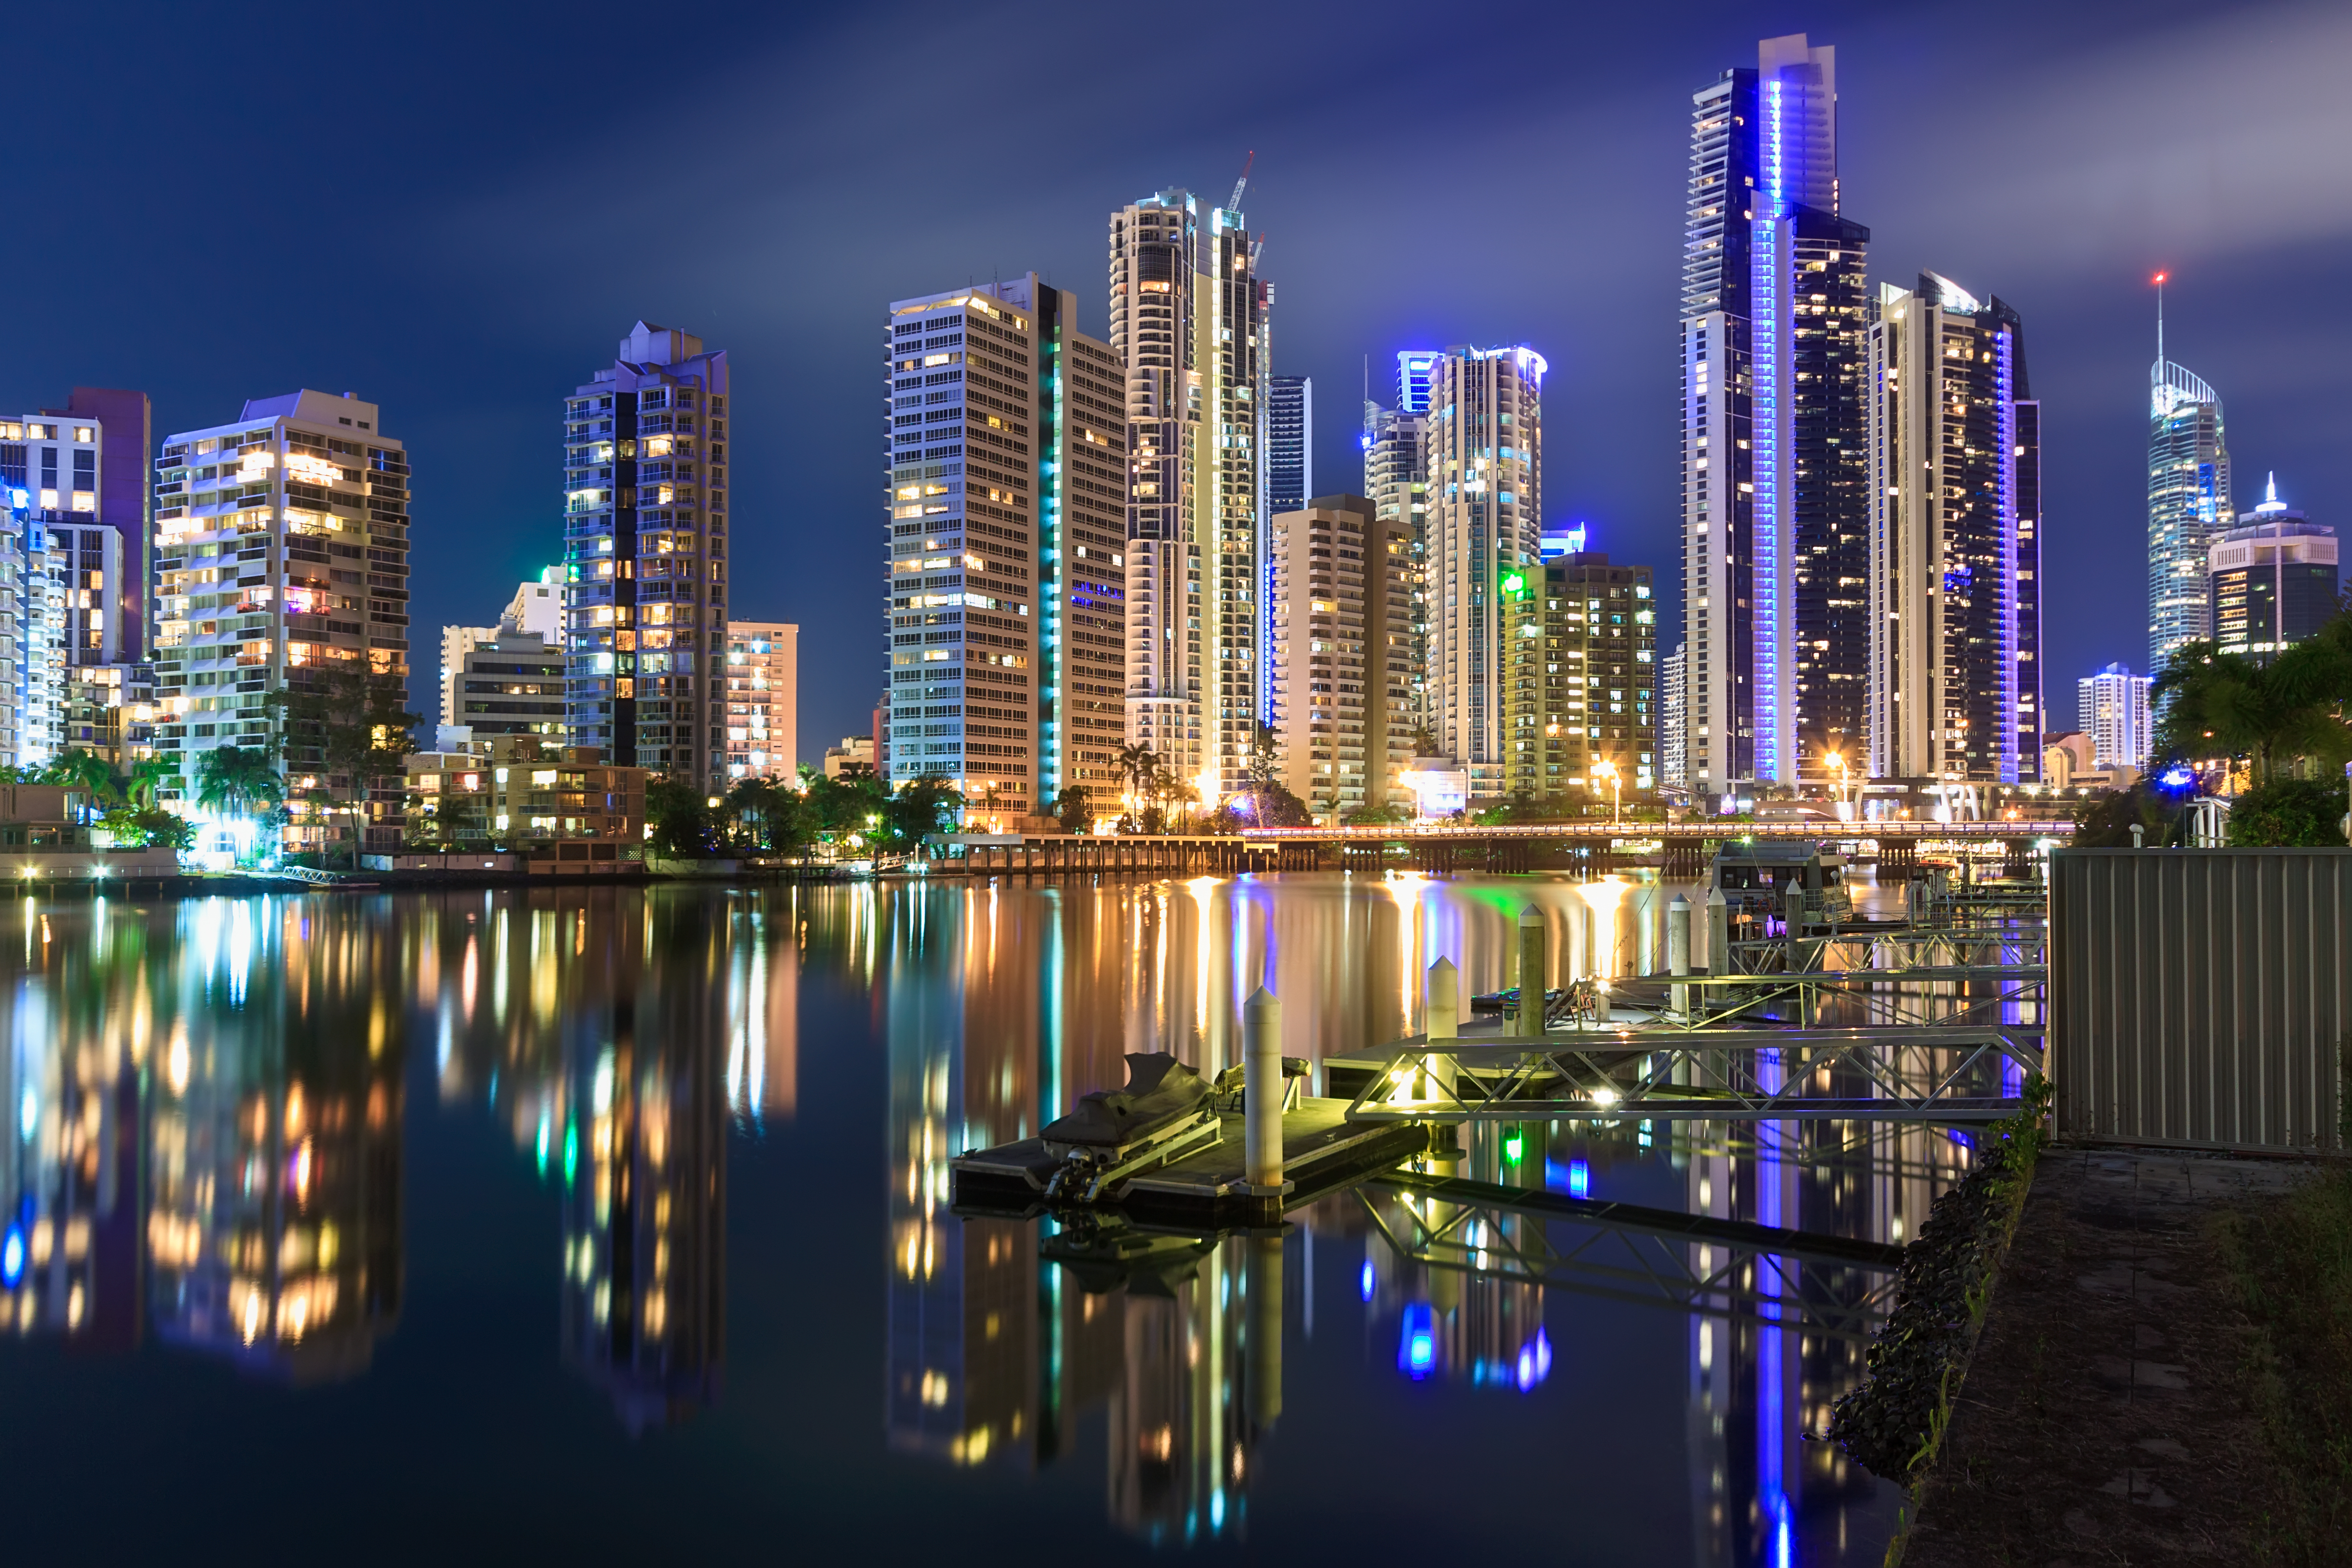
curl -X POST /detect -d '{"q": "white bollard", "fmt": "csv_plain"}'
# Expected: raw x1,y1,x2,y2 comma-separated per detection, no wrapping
1668,895,1691,1019
1518,906,1547,1036
1425,957,1459,1099
1244,986,1285,1196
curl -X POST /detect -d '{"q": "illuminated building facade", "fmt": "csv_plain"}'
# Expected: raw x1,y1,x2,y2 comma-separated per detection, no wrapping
884,280,1041,823
563,322,730,787
1662,640,1688,788
1423,345,1545,797
2149,353,2230,676
1267,494,1413,818
2207,479,2335,661
722,620,797,780
2077,661,2153,772
1031,288,1128,809
1362,352,1437,736
1503,548,1657,803
1110,187,1272,798
1864,274,2038,784
1264,377,1311,523
151,391,411,836
1682,34,1867,801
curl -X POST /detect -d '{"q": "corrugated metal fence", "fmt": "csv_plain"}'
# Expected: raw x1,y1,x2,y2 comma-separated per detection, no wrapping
2052,848,2350,1151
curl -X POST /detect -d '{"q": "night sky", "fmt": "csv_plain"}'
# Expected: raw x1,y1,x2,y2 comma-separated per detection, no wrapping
7,0,2344,762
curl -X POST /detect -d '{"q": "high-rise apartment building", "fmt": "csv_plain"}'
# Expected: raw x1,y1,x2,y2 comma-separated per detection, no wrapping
439,575,562,732
1110,187,1271,798
723,620,798,781
444,629,565,742
885,281,1040,821
2208,478,2334,661
1661,641,1688,788
2149,330,2230,675
1503,550,1657,803
1265,376,1311,518
1423,345,1545,796
152,391,411,833
562,322,730,788
1032,287,1128,808
1681,33,1868,801
1267,494,1412,818
1363,351,1438,740
3,403,154,768
2078,662,2152,772
1864,274,2039,784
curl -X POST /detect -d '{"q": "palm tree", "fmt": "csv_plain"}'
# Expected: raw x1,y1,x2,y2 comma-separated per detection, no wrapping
194,745,284,823
40,747,121,805
127,758,175,810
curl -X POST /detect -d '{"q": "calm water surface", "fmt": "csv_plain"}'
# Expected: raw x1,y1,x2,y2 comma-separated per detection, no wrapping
0,873,1976,1564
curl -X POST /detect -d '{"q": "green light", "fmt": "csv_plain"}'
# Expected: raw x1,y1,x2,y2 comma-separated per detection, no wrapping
1502,573,1525,593
563,1122,579,1187
1503,1129,1524,1165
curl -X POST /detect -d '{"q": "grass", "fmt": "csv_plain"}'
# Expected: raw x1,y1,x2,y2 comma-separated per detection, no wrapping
2220,1165,2352,1565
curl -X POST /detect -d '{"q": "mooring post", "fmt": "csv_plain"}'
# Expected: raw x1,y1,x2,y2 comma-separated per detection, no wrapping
1247,1230,1283,1430
1705,886,1729,997
1243,985,1285,1211
1667,894,1691,1019
1425,956,1459,1099
1517,906,1547,1036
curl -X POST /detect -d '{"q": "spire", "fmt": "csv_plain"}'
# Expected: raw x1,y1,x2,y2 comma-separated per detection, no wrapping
2266,471,2278,507
2153,270,2167,380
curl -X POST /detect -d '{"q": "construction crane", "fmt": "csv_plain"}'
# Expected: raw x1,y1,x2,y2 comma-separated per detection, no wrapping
1227,150,1254,213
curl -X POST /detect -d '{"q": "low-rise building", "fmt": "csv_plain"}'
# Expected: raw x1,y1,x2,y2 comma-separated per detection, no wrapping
402,736,645,855
823,736,876,779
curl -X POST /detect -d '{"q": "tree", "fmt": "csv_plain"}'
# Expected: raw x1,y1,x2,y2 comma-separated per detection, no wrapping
2072,785,2167,848
38,748,122,805
722,776,811,855
2154,630,2352,787
194,746,285,847
882,774,961,849
126,757,176,809
98,804,194,851
1054,784,1091,833
268,665,421,867
2226,777,2348,847
1116,743,1158,817
645,776,719,858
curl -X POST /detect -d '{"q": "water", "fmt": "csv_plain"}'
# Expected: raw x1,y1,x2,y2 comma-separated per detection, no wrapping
0,875,1982,1564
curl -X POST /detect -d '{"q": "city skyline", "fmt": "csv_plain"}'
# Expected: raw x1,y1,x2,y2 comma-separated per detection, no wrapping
2,1,2342,767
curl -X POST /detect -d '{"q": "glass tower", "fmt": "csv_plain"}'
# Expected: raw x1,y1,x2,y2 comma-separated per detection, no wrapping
2148,359,2230,677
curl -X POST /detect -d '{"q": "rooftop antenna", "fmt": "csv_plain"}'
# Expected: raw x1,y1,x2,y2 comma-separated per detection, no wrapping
1228,150,1255,213
2154,270,2167,375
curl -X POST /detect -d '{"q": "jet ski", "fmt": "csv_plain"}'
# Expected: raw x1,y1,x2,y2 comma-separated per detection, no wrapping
1040,1052,1222,1203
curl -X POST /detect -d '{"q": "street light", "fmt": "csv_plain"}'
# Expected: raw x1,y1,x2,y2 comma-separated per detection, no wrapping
1825,750,1849,819
1593,758,1621,826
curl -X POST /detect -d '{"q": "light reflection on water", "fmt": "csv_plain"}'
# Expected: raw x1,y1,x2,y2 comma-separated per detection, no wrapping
0,873,2005,1564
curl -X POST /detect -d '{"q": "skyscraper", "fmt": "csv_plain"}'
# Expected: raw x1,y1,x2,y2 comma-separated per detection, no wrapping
2078,662,2153,772
152,390,411,844
562,322,730,788
1661,641,1687,788
1363,351,1437,741
1503,546,1656,804
1110,187,1270,799
1031,286,1128,810
2207,477,2336,660
1265,376,1311,517
1864,273,2038,785
723,621,798,781
2148,294,2230,676
1681,33,1866,801
885,282,1041,822
1267,493,1411,818
1422,345,1545,796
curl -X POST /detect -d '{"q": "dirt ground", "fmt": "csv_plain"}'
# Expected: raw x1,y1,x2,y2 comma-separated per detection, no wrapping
1899,1145,2312,1567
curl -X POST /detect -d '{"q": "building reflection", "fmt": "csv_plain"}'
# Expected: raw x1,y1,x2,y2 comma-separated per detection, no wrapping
557,896,728,1433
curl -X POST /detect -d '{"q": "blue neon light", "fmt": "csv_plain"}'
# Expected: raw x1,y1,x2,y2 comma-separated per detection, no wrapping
1360,1260,1374,1301
1,1220,22,1289
1568,1159,1590,1199
1399,1301,1436,1379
